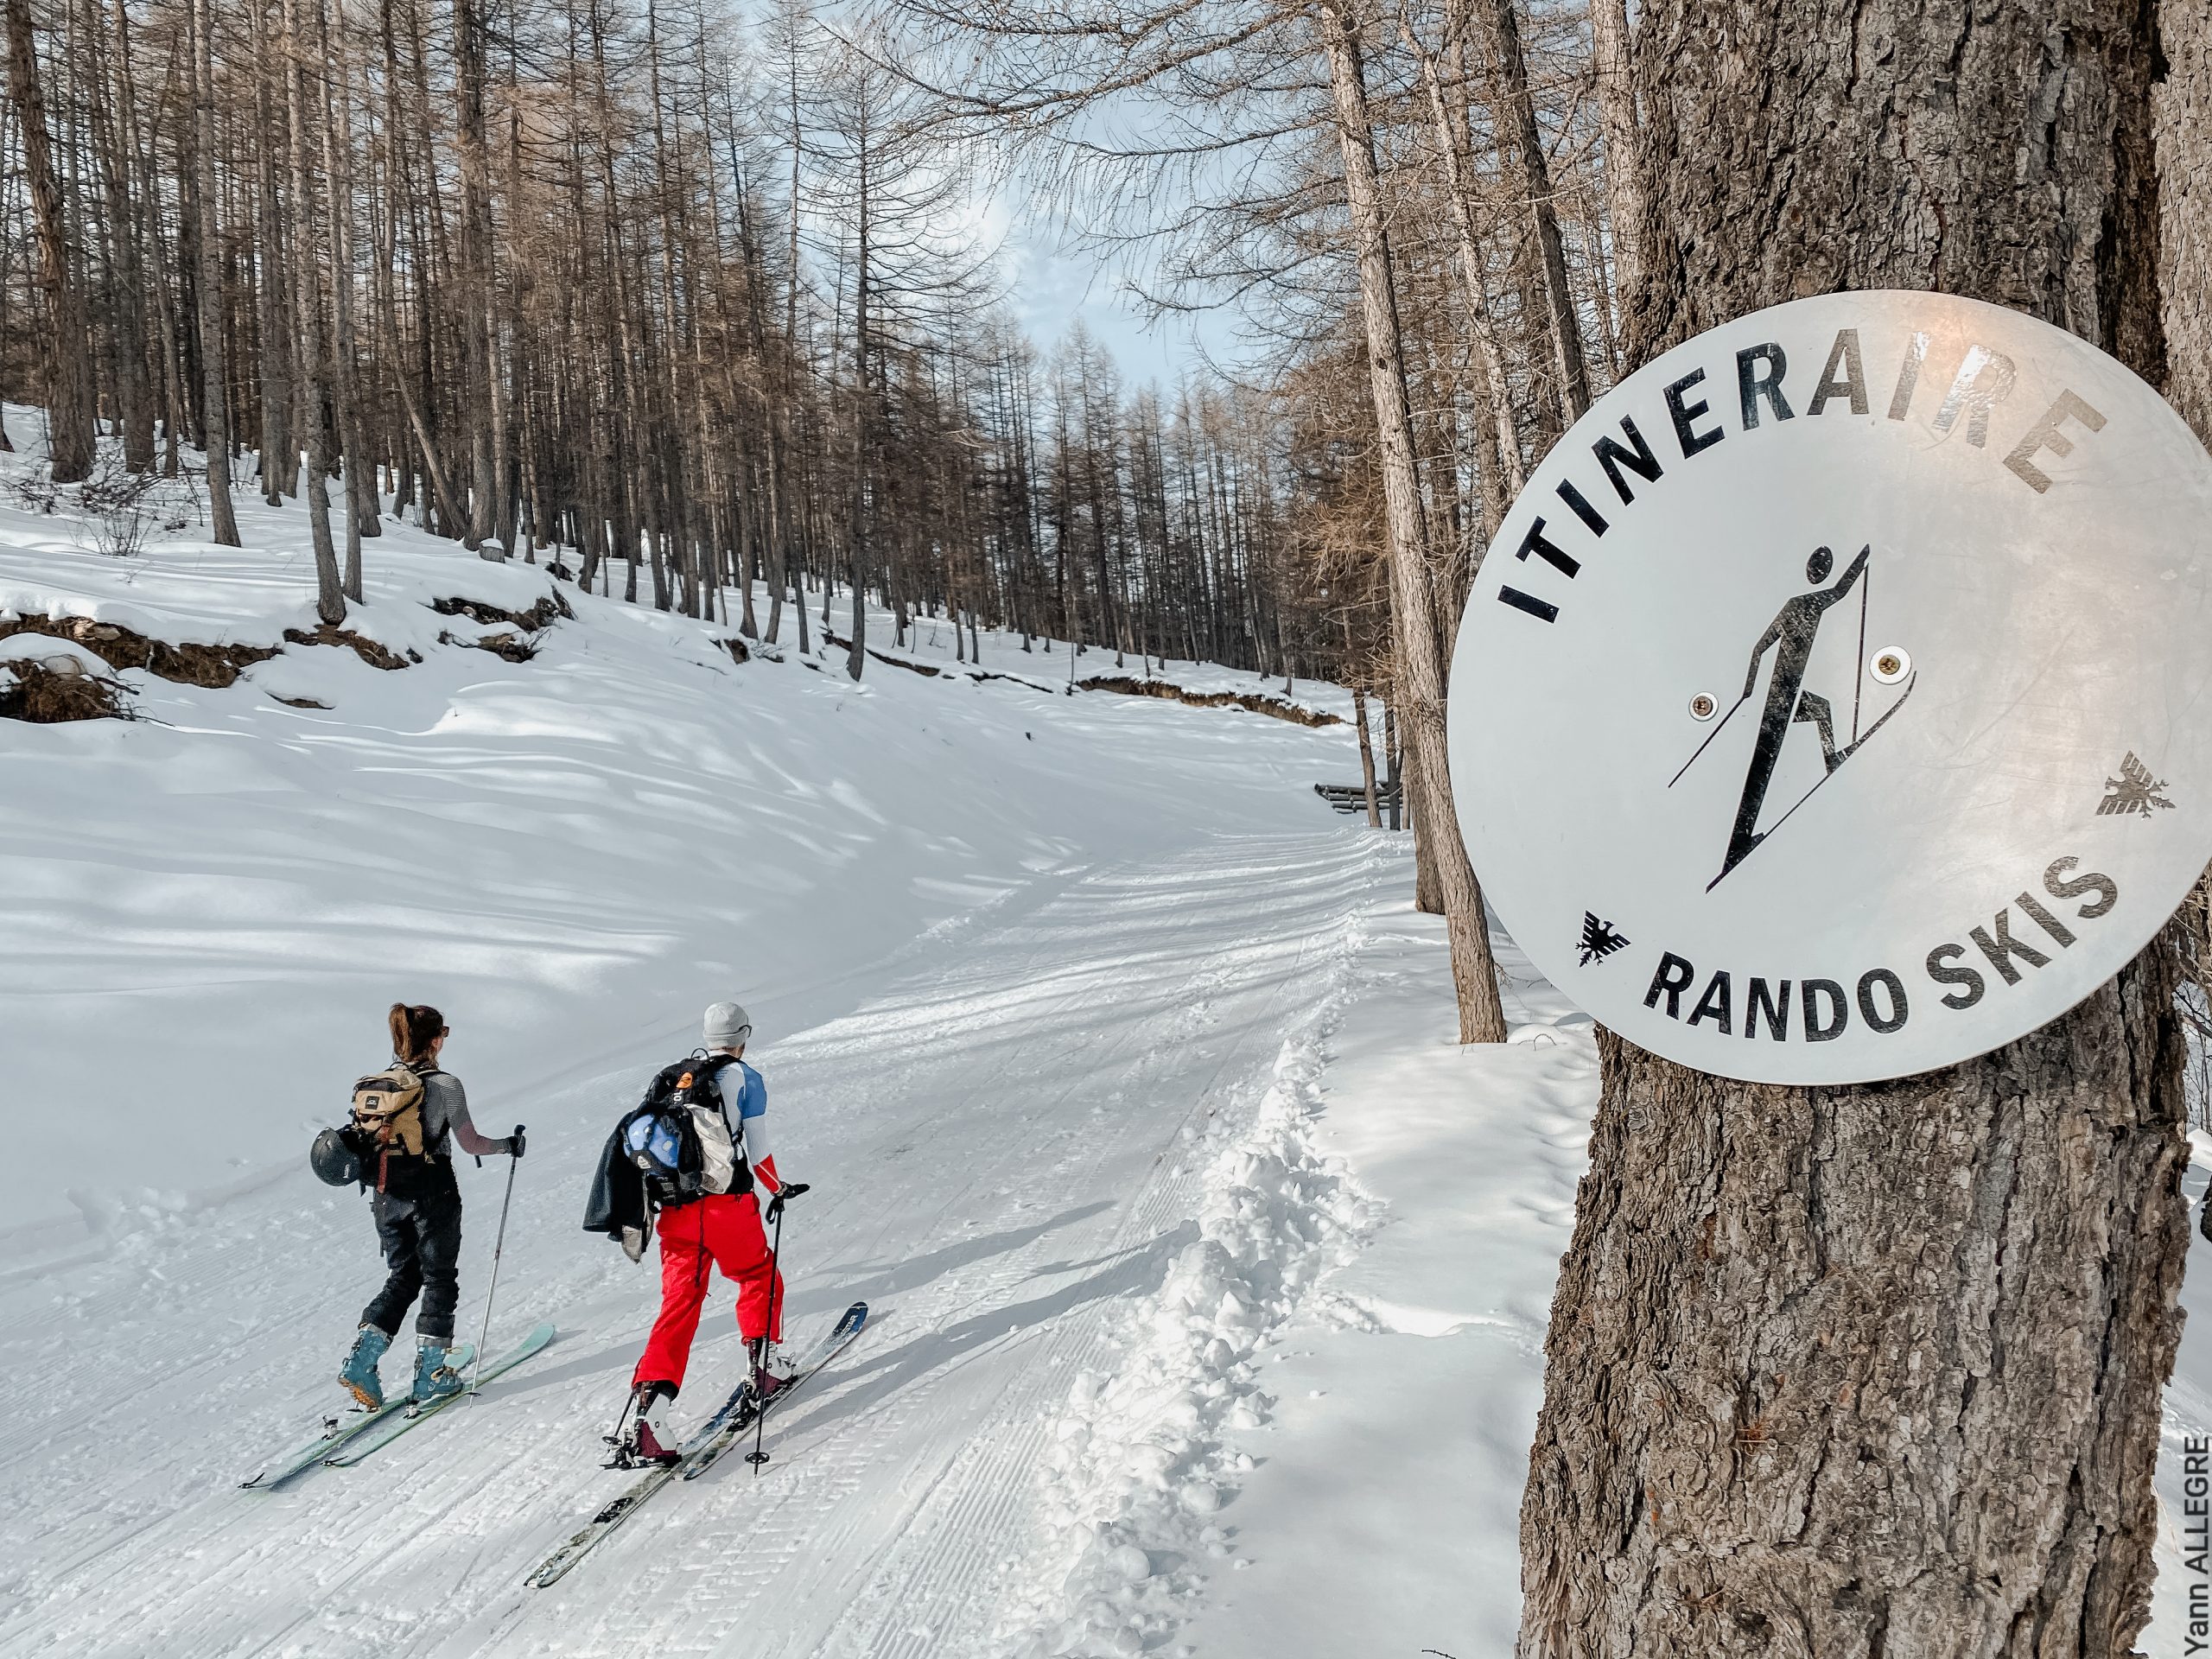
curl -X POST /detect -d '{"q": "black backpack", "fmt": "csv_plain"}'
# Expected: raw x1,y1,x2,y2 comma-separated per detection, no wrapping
621,1052,748,1209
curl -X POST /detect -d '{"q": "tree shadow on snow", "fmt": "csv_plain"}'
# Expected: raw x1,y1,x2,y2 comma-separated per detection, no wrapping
483,1201,1121,1405
695,1217,1203,1478
791,1198,1117,1317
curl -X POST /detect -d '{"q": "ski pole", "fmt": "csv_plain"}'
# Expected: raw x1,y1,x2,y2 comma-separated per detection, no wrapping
1668,690,1751,788
469,1123,524,1400
747,1193,788,1471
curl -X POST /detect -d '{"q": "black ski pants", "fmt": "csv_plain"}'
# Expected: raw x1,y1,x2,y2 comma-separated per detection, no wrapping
363,1185,463,1341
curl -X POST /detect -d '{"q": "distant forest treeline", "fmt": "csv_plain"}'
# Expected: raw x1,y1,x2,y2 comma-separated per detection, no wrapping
0,0,1339,682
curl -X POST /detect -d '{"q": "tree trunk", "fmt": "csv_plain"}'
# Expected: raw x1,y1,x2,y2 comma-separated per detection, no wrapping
251,0,294,500
1318,0,1507,1045
281,0,344,623
1586,0,1644,307
1406,735,1443,915
1354,687,1381,827
847,150,871,684
318,0,369,599
1516,0,2183,1649
5,0,95,482
453,0,494,549
189,0,239,543
1383,700,1402,831
1402,15,1522,526
2158,0,2211,448
91,0,154,474
1472,0,1590,429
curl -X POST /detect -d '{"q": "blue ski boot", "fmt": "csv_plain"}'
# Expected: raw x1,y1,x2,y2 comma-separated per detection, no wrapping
340,1325,392,1410
410,1337,466,1405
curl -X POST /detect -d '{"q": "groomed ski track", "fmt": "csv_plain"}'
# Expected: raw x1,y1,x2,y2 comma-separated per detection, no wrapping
0,830,1393,1659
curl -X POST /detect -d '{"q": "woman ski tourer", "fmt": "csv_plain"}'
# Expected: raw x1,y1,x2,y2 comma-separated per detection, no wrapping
584,1001,808,1465
338,1004,524,1409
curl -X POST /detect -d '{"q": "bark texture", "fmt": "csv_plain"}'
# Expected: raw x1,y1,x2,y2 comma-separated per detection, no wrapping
2157,0,2212,446
1522,949,2190,1656
1586,0,1645,306
1518,0,2190,1651
1624,0,2165,378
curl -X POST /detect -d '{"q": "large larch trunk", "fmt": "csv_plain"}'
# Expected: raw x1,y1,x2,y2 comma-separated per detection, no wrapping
1516,0,2190,1652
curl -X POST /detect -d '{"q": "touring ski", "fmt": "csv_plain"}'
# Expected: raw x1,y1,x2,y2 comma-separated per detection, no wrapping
526,1300,868,1588
238,1341,477,1491
324,1321,557,1466
678,1301,868,1482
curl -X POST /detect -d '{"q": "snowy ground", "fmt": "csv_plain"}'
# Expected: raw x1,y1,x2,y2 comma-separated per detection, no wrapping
0,443,1421,1658
1154,905,1593,1659
8,432,2212,1657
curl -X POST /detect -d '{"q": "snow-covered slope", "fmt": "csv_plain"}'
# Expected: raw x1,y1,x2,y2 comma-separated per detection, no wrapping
0,442,1415,1657
0,460,1348,1241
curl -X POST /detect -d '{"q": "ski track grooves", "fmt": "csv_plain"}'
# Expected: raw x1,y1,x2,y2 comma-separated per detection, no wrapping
0,830,1391,1659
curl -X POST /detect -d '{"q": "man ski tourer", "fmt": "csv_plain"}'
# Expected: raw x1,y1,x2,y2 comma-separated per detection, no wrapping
1716,542,1872,882
339,1004,525,1409
585,1001,809,1465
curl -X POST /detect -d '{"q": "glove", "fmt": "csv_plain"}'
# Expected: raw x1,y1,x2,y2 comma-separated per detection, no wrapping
765,1181,810,1223
506,1124,527,1159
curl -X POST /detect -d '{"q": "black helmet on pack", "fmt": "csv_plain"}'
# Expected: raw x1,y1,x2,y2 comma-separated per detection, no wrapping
311,1125,364,1187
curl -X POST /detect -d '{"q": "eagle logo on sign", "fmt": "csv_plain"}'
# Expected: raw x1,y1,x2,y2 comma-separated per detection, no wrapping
2098,753,2175,818
1577,912,1630,966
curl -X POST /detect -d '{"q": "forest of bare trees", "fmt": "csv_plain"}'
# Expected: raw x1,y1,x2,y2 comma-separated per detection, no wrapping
0,0,1632,926
8,0,2206,1015
880,0,1638,1040
0,0,1325,683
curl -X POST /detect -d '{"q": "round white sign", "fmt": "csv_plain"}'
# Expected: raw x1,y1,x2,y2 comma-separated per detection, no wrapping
1446,291,2212,1084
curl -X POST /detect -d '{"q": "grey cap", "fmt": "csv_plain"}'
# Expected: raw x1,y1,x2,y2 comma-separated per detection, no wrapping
703,1001,753,1050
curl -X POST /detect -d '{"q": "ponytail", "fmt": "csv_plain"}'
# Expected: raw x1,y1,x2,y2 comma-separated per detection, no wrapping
389,1003,446,1066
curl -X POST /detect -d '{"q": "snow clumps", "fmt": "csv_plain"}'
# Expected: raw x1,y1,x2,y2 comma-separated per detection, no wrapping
1001,1019,1379,1658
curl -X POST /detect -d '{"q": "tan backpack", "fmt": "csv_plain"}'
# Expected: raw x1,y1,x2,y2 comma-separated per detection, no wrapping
352,1066,429,1158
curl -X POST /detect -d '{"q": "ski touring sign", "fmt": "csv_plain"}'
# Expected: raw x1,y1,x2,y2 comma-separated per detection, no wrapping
1446,290,2212,1085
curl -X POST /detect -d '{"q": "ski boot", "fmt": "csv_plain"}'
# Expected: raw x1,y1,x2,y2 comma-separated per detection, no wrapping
410,1337,466,1406
340,1324,392,1410
610,1381,683,1468
750,1337,794,1403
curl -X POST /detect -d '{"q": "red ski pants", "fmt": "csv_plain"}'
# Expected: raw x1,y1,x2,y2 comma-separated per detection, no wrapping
632,1192,785,1392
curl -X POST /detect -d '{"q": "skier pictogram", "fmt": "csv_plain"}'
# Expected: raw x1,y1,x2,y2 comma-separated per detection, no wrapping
1577,912,1630,966
1670,543,1916,890
2097,753,2176,817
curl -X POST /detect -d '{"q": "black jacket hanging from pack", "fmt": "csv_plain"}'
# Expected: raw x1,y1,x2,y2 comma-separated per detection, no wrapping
585,1053,749,1259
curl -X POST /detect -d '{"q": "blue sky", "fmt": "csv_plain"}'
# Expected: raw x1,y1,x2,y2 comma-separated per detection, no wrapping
1000,217,1240,392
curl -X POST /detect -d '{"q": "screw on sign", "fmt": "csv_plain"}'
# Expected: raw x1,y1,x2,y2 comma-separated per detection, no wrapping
1444,291,2212,1086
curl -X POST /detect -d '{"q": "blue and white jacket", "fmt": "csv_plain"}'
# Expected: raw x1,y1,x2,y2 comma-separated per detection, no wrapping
707,1055,783,1198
